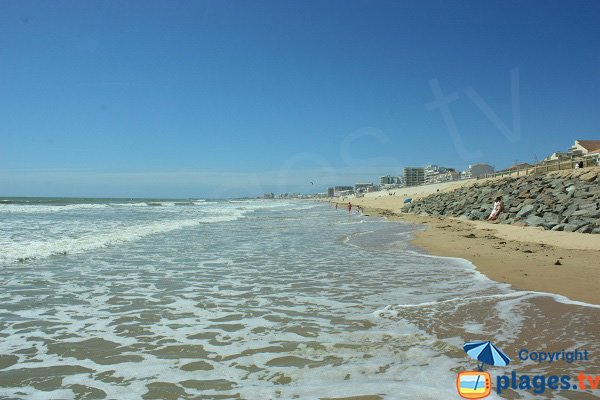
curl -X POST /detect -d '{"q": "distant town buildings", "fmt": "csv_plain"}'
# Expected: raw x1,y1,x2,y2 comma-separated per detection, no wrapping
403,167,425,186
462,163,495,179
354,182,377,194
435,170,462,182
424,165,457,184
276,193,304,199
380,175,403,186
327,186,354,197
318,162,498,198
274,138,600,199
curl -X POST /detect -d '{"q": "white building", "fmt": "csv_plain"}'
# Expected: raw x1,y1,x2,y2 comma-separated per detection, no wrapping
463,163,495,179
355,183,377,193
424,165,455,184
331,186,354,197
570,140,600,156
543,152,570,162
543,139,600,164
432,170,461,183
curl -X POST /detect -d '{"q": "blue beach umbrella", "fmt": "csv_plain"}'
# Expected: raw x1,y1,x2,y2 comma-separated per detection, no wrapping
403,198,412,204
463,341,511,370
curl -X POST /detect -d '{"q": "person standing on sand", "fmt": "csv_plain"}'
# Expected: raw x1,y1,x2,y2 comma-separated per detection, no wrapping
487,196,504,221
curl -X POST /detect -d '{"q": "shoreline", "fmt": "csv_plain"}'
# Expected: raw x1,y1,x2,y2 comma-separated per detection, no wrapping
328,200,600,305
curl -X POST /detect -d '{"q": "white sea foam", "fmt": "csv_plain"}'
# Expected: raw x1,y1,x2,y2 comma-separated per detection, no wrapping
109,201,150,207
0,201,597,400
0,203,110,213
384,291,530,310
0,209,244,265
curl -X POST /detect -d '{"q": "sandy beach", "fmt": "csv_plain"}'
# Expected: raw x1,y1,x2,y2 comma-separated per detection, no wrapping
331,184,600,305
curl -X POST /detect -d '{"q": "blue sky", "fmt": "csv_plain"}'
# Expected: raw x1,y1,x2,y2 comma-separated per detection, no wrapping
1,0,599,197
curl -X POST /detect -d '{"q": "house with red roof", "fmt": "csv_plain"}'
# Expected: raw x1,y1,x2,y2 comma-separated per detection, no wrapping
570,140,600,156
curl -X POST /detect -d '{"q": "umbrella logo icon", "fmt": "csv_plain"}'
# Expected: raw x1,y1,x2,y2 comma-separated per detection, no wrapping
457,341,511,399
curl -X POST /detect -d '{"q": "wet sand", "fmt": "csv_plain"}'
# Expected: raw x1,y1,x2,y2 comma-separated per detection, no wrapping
329,198,600,305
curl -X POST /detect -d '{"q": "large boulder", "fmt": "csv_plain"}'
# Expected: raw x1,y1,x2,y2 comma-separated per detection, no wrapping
525,215,545,227
516,204,536,218
561,205,580,219
543,212,561,225
564,220,588,232
576,225,593,233
580,171,598,182
572,208,600,218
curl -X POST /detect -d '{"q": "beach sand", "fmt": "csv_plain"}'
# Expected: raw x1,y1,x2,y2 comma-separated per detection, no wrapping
331,188,600,305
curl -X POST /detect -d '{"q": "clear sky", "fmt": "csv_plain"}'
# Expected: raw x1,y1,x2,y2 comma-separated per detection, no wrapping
1,0,599,198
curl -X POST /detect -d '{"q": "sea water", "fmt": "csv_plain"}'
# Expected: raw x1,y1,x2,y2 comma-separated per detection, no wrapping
0,199,598,399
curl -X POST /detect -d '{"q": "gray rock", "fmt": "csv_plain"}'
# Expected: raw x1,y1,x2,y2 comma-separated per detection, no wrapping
562,205,579,219
549,179,562,188
551,224,565,231
571,209,591,216
563,224,579,232
470,210,487,220
575,190,594,199
576,225,593,234
543,212,561,225
525,215,545,227
571,209,600,218
499,213,513,222
564,220,587,232
578,202,598,210
516,204,536,218
553,205,567,214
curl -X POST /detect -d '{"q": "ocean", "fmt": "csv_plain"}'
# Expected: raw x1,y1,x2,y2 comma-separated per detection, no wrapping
0,198,598,399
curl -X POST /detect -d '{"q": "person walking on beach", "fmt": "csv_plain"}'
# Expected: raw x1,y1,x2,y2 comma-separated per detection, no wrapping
487,196,504,221
347,202,352,213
